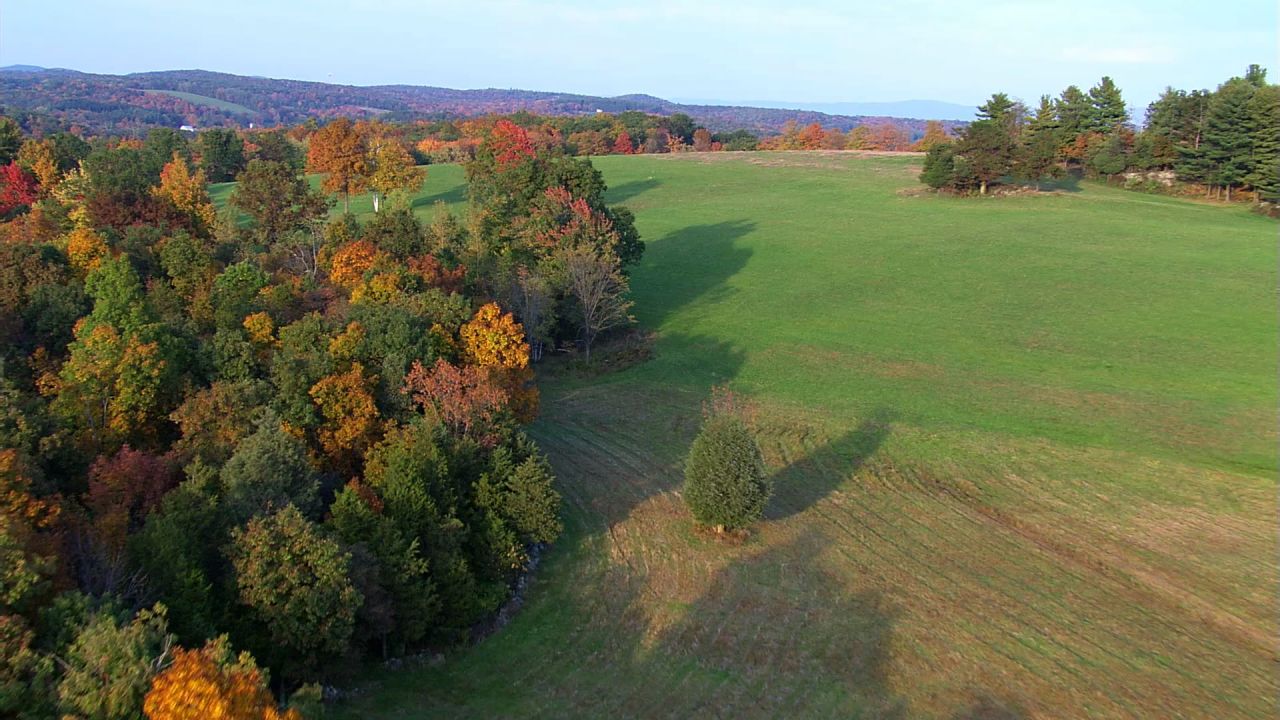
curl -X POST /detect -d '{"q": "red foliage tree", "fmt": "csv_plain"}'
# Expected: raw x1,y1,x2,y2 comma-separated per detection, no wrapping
404,358,509,446
407,254,466,295
612,131,634,155
0,162,38,216
489,120,536,168
86,446,178,548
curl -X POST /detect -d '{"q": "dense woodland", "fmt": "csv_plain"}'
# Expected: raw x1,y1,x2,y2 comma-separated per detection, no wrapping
0,111,644,716
918,68,1280,208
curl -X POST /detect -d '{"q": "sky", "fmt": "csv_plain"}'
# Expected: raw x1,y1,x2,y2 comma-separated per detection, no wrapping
2,0,1275,111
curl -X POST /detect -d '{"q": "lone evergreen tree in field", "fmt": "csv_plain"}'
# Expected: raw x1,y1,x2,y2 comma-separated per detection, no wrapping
683,391,770,534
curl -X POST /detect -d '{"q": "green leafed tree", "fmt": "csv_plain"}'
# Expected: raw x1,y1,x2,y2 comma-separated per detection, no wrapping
198,129,245,183
56,604,173,720
227,505,361,675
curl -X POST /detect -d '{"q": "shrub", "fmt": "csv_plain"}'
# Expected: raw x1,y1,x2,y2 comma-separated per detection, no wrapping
682,412,770,533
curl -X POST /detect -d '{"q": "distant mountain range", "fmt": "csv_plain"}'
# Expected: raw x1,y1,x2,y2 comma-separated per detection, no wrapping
0,65,969,137
674,97,977,121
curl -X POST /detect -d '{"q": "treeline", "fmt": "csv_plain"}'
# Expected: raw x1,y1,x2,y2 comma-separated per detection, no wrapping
0,112,642,715
920,66,1279,208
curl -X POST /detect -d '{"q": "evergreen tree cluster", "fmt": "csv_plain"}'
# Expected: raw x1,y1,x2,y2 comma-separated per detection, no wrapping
920,66,1279,205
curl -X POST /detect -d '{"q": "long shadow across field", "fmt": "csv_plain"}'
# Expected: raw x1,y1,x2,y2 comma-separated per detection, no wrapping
766,407,896,521
543,528,908,717
638,220,756,331
605,177,661,204
411,184,467,209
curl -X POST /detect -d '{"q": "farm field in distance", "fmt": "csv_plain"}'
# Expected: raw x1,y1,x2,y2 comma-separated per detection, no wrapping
216,152,1276,719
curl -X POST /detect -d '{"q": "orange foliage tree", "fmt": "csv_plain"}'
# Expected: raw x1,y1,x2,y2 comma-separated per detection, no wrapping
912,120,951,152
404,358,509,446
692,128,714,152
328,240,385,290
142,637,300,720
306,118,367,213
797,123,826,150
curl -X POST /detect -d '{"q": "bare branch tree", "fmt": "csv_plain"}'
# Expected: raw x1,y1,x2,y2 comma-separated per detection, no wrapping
558,244,633,362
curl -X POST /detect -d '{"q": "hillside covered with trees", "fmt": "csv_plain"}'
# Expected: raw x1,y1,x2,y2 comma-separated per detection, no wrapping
0,67,961,139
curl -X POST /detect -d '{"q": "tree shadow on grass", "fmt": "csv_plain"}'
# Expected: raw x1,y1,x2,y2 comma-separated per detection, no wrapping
411,183,467,209
1037,173,1082,193
532,528,907,718
605,177,661,204
765,407,897,522
636,220,756,331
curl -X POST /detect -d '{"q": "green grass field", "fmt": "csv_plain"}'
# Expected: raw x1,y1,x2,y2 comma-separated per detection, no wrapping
232,152,1275,718
143,89,255,116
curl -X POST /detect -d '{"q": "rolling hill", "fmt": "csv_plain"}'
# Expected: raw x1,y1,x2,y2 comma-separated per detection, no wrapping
0,66,967,137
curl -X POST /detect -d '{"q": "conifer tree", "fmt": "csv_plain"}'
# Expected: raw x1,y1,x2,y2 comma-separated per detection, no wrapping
1245,83,1280,203
1086,76,1129,134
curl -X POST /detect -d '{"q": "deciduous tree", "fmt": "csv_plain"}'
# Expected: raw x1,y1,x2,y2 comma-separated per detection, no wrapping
307,118,368,213
228,505,361,674
143,636,299,720
557,243,633,361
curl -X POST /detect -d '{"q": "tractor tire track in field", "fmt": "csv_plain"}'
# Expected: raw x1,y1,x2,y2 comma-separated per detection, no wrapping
525,398,1274,719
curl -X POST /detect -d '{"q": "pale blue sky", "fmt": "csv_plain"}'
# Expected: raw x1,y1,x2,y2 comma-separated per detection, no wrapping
2,0,1275,109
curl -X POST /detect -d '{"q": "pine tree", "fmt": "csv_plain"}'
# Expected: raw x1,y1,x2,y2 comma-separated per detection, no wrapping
919,142,956,189
1245,83,1280,203
1201,77,1257,201
956,120,1014,194
1017,96,1062,188
1086,77,1129,134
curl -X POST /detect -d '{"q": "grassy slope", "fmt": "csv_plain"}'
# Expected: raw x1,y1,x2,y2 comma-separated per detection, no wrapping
143,89,256,116
302,153,1275,719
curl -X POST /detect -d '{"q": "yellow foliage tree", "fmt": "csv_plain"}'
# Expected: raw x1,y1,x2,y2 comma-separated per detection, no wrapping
153,154,217,230
65,227,110,277
309,362,380,465
328,321,366,361
459,302,538,421
242,312,275,346
17,139,60,192
460,302,529,370
143,637,300,720
364,131,424,213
